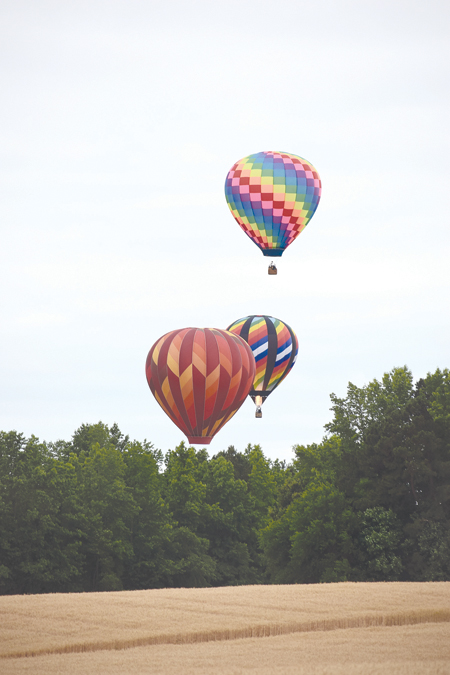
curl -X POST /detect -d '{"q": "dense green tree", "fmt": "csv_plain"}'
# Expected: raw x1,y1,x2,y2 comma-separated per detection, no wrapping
415,520,450,581
325,367,450,521
71,422,130,456
162,442,217,586
75,442,137,591
245,444,277,528
162,442,273,586
262,476,357,584
213,445,252,482
262,367,450,584
358,507,403,581
0,432,84,594
201,455,257,585
121,440,177,590
1,368,449,594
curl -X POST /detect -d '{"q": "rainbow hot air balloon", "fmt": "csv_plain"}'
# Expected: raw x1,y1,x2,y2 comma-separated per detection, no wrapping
146,327,256,445
226,315,298,418
225,151,321,274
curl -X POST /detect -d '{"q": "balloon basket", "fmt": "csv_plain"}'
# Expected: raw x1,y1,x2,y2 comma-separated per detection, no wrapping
255,406,262,418
187,436,213,445
268,263,277,275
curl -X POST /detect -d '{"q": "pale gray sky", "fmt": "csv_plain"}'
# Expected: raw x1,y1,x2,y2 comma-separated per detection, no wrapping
1,0,449,461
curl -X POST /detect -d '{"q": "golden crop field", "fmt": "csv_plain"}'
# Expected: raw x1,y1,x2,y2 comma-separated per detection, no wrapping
1,582,449,674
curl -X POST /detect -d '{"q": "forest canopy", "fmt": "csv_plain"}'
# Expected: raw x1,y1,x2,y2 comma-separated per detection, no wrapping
1,366,449,594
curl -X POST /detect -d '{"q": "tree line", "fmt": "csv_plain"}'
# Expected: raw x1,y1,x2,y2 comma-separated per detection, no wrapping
1,366,449,594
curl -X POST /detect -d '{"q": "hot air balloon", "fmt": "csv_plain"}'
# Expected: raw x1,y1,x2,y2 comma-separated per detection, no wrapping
225,151,321,274
146,327,256,445
226,315,298,418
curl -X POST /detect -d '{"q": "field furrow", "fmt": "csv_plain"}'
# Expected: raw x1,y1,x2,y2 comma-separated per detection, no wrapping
1,583,449,673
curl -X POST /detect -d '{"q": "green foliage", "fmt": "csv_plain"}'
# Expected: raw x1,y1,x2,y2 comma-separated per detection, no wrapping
163,442,209,530
121,440,171,589
1,367,449,593
326,367,415,447
213,445,252,482
245,444,277,526
416,521,450,581
71,422,130,456
0,431,85,594
162,442,272,586
358,507,403,581
262,477,356,584
262,367,450,584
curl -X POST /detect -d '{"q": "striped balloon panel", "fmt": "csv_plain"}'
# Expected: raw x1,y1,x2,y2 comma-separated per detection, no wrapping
226,315,298,400
225,150,321,256
146,328,256,444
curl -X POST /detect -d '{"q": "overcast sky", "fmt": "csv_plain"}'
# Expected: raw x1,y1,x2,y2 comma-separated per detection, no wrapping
1,0,449,462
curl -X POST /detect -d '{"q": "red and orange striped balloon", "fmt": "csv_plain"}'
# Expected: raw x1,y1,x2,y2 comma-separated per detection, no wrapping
146,328,256,445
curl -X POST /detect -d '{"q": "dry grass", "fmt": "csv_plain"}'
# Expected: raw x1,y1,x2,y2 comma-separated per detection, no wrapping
1,583,449,674
2,623,449,675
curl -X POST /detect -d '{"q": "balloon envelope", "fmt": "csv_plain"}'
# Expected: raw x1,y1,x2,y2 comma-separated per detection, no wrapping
225,150,321,257
226,315,298,407
146,327,256,445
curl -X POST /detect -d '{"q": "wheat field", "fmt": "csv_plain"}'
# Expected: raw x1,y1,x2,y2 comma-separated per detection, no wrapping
1,582,449,674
